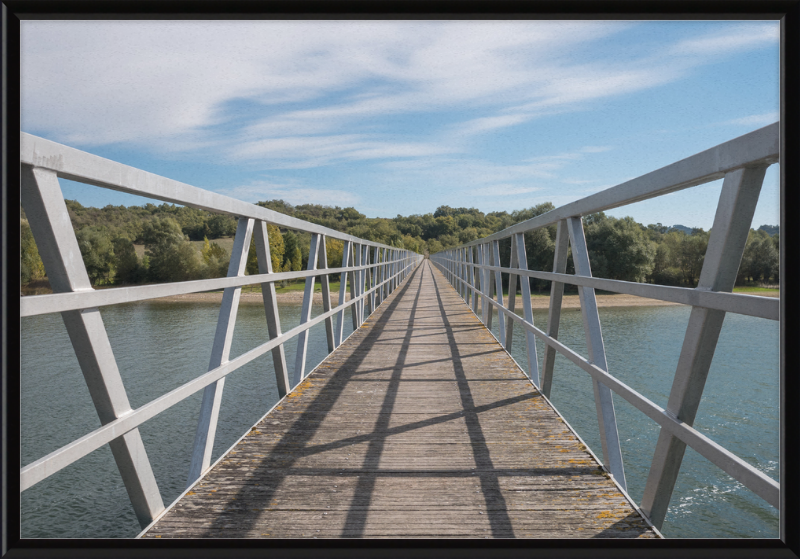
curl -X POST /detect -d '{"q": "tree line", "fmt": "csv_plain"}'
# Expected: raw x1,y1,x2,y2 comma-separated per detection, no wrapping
20,199,779,292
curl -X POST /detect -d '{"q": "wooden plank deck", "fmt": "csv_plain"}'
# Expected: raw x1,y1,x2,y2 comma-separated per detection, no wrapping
140,260,660,539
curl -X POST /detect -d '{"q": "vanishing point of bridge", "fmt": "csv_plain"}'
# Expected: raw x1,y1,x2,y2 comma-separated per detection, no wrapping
18,124,780,540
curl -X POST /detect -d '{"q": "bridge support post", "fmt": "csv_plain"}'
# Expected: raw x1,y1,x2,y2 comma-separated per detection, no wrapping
335,241,353,347
640,165,768,529
485,243,496,330
492,240,506,346
513,233,540,388
566,217,627,492
350,244,360,329
188,217,255,487
371,246,379,313
363,245,372,318
253,221,290,398
466,247,475,311
319,237,336,352
480,244,489,326
540,220,570,399
459,248,468,302
21,166,165,528
293,234,323,386
505,238,519,350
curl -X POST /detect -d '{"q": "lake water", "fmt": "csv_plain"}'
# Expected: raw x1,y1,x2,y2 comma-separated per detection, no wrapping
20,295,779,539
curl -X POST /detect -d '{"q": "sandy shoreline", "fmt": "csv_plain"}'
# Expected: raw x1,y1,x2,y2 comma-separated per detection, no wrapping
140,289,776,308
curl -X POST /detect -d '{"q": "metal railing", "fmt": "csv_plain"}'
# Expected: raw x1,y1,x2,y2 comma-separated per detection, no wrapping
19,132,423,528
430,122,780,530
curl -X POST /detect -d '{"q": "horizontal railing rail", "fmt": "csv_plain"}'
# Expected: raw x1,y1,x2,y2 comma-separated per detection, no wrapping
19,133,423,529
430,122,780,530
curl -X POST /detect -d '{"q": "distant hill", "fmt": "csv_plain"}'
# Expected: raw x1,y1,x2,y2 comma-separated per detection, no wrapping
669,224,693,235
670,224,778,236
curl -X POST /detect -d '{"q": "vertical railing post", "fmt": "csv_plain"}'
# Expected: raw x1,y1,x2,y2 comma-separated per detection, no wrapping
640,165,768,528
350,243,360,329
469,246,479,314
479,244,490,325
505,238,519,350
371,246,379,312
540,219,570,399
363,244,372,318
21,166,165,528
253,221,290,398
485,243,496,330
462,247,468,301
335,240,353,347
188,216,255,487
513,233,540,388
566,216,626,492
492,240,506,346
382,248,388,301
293,233,322,386
318,236,335,353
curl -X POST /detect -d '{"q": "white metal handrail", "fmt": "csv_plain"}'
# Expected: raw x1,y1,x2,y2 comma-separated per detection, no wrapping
19,133,423,529
430,122,780,530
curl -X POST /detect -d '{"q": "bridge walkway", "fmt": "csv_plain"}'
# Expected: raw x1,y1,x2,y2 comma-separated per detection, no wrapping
140,260,659,539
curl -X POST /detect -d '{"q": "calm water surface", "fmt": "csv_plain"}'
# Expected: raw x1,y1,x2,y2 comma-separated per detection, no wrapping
20,296,778,538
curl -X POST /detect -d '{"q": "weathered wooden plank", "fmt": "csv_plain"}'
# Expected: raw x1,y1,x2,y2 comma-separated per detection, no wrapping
141,261,658,539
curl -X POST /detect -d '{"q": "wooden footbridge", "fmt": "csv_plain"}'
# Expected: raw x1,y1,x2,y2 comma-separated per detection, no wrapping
18,124,781,541
140,261,657,539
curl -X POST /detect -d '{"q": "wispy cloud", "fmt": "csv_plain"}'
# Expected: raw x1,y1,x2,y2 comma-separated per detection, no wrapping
718,112,779,127
667,24,778,57
23,20,776,160
223,179,360,206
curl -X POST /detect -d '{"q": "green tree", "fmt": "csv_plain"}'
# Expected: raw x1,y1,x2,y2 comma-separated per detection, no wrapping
202,236,228,264
742,231,779,284
142,217,202,282
112,237,146,284
244,223,285,276
20,220,46,285
584,215,655,283
76,226,115,285
206,214,237,238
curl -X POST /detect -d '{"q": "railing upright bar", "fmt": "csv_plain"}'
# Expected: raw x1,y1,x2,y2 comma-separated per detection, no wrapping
253,221,290,398
486,244,496,330
540,219,570,399
505,238,519,349
492,240,507,346
334,240,353,347
293,233,322,386
640,164,769,529
566,216,627,492
371,246,379,313
350,244,360,329
318,236,336,353
188,217,255,487
21,165,165,528
470,246,479,314
513,233,541,388
363,244,371,318
479,244,489,325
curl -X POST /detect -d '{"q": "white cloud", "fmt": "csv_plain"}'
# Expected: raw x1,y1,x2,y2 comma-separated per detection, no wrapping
719,112,780,127
21,19,778,176
223,180,360,206
667,24,778,57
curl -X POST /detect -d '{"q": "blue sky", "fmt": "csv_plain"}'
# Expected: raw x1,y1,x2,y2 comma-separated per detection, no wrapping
21,20,780,230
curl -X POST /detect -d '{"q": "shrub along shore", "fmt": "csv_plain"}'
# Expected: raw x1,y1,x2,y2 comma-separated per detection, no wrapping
21,199,779,297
